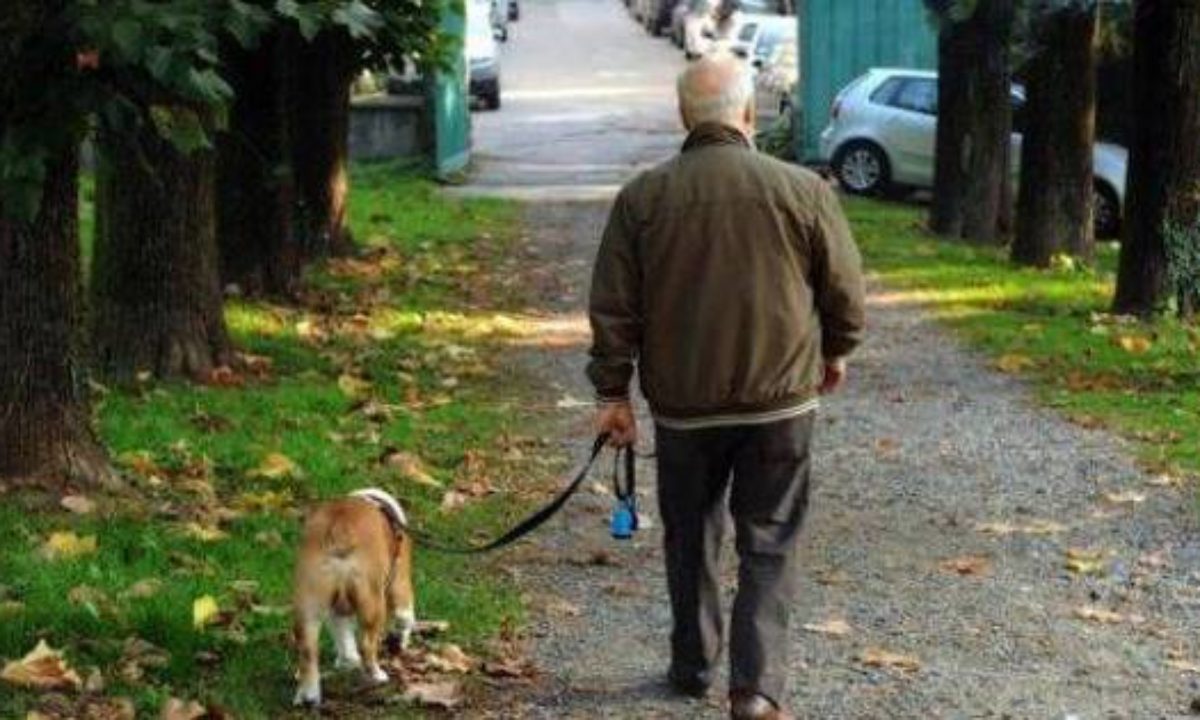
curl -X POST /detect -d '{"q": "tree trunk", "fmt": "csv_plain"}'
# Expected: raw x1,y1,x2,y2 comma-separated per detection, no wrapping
1113,0,1200,316
0,147,116,489
294,30,358,261
930,19,972,237
960,0,1014,244
91,117,232,381
1012,2,1099,268
218,29,303,298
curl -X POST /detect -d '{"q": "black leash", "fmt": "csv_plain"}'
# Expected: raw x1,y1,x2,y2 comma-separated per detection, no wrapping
405,434,637,554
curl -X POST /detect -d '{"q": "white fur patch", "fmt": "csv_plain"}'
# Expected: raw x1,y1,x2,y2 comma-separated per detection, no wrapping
350,488,409,529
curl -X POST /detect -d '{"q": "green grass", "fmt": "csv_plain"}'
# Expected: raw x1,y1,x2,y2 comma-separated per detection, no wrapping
2,163,535,718
847,197,1200,476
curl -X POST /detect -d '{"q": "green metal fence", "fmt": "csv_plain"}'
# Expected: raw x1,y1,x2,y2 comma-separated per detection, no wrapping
795,1,937,161
431,6,471,178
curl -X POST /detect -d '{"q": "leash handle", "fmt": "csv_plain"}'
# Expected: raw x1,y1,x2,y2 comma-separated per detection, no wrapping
407,434,610,555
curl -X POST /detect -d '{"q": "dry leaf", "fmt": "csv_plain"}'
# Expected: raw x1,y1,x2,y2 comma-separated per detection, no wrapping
234,490,292,513
1,640,82,690
1073,605,1125,624
402,680,462,709
0,600,25,617
802,619,852,637
995,353,1035,373
192,596,220,630
182,523,228,542
337,373,373,400
1103,490,1147,505
414,620,450,636
975,519,1065,536
874,437,900,456
938,555,991,577
40,532,98,561
60,495,96,515
1114,334,1152,354
427,644,475,674
246,452,301,480
1065,547,1107,576
859,647,921,673
121,579,163,600
440,490,468,512
161,698,208,720
1167,659,1200,674
384,451,441,487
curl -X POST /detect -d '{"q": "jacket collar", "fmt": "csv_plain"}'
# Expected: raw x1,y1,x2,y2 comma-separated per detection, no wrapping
681,122,752,153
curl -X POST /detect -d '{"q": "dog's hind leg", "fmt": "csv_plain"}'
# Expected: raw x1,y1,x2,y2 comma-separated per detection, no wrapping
292,610,323,707
358,589,390,685
330,614,362,670
389,535,417,649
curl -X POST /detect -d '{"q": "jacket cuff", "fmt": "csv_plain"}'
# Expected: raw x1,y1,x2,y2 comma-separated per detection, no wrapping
595,390,631,405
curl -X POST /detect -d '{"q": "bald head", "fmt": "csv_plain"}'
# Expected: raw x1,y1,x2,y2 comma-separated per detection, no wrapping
676,54,755,134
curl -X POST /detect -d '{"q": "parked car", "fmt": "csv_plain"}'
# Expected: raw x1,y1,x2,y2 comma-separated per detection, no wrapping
818,68,1127,236
753,35,797,129
467,3,502,110
508,0,520,21
670,0,690,47
732,14,793,66
490,0,511,41
641,0,676,35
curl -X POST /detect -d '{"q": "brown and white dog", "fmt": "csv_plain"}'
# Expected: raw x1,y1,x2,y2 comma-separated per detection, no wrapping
292,488,415,707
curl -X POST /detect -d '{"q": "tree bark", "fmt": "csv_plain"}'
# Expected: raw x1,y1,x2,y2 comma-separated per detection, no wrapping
930,18,972,237
1113,0,1200,316
218,29,303,298
960,0,1014,244
0,147,116,489
293,30,358,261
1012,2,1099,267
91,117,232,381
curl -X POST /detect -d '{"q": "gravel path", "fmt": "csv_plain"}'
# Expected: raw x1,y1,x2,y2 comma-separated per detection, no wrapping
480,199,1200,720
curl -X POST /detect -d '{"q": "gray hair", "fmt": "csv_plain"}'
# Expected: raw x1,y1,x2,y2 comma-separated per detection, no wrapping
676,54,754,127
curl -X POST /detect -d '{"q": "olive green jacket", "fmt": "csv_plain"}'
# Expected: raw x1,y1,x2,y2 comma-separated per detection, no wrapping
587,123,866,422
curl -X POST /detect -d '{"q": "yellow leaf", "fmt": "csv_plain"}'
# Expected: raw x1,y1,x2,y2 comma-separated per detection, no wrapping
337,373,373,400
40,531,98,561
246,452,301,480
802,619,852,637
233,490,293,513
1114,334,1152,354
383,451,442,487
1073,605,1124,624
182,522,228,542
1,640,82,690
1065,547,1107,576
975,519,1066,536
995,353,1035,374
1103,490,1147,505
938,555,991,577
858,647,921,673
192,596,220,630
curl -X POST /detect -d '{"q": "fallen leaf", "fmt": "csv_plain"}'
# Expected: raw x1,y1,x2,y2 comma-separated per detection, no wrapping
0,600,25,617
182,522,228,542
975,519,1066,536
1065,547,1107,576
40,532,98,561
414,620,450,636
121,579,163,600
938,555,991,577
859,647,921,673
1167,659,1200,674
118,637,171,684
60,495,95,515
84,697,136,720
234,490,293,513
1,640,82,690
160,698,208,720
402,680,462,709
337,373,373,400
383,451,441,487
440,490,468,512
1103,490,1147,505
1073,605,1125,624
995,353,1036,373
193,596,220,630
246,452,301,480
874,437,900,456
802,619,852,637
426,644,476,674
1114,334,1153,354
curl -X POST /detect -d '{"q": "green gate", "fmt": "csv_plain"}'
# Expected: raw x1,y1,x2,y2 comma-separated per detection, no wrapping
795,1,937,161
430,5,471,178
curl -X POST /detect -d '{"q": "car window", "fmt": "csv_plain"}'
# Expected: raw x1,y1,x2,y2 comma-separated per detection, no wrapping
739,23,758,41
868,77,904,106
889,78,937,115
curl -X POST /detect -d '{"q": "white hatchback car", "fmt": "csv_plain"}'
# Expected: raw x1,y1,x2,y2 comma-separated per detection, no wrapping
818,68,1127,236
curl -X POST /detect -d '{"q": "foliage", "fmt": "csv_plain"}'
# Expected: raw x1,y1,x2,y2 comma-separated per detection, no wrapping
848,196,1200,476
2,166,533,718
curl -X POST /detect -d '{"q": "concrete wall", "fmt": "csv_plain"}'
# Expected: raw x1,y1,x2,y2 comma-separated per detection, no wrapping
348,94,431,162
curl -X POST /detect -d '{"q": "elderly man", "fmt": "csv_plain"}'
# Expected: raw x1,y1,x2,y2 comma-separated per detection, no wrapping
587,55,865,720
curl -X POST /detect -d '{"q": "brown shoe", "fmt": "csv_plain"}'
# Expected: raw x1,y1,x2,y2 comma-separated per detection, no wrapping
729,691,795,720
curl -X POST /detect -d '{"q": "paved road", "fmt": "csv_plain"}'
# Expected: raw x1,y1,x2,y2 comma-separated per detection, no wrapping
465,0,684,197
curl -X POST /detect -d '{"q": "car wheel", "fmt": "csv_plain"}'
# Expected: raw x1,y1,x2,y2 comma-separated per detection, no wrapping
833,141,891,196
485,89,502,111
1093,182,1121,239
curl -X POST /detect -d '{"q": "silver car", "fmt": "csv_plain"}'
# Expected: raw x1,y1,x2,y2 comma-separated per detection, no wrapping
818,68,1127,236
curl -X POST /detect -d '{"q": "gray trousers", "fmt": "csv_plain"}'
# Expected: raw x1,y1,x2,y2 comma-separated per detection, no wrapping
655,413,814,704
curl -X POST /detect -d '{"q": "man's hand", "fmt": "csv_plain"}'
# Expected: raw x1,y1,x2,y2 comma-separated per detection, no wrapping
818,358,848,395
596,401,637,447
